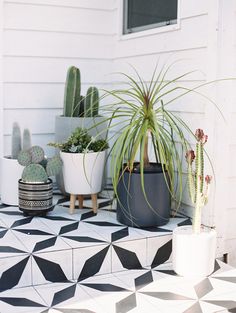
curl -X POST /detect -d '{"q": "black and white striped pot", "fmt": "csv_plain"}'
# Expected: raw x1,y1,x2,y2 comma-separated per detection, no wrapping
18,179,53,216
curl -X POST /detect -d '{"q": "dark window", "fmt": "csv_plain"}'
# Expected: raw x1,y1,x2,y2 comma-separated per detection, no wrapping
123,0,178,34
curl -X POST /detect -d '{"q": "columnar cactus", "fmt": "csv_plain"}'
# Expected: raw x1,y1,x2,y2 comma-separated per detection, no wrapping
18,146,62,183
186,129,212,234
63,66,81,117
22,129,31,151
11,122,22,159
84,86,99,117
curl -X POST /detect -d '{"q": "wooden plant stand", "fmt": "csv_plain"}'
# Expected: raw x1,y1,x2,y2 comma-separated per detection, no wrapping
69,193,98,214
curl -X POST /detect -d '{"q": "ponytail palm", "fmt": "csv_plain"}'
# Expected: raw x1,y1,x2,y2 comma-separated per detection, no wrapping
102,66,199,208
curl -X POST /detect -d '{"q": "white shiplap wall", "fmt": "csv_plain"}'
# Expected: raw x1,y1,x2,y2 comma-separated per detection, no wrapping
0,0,4,158
2,0,116,156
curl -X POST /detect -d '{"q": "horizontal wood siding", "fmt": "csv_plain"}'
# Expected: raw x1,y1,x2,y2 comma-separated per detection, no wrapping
2,0,114,156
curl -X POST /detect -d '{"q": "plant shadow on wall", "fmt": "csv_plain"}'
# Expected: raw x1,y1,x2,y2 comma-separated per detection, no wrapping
100,63,224,228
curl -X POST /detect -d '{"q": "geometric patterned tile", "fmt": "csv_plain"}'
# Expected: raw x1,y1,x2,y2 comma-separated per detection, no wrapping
0,286,47,313
73,244,111,280
32,249,73,285
147,234,172,267
0,191,190,292
111,239,147,273
0,262,236,313
35,282,105,313
0,254,32,291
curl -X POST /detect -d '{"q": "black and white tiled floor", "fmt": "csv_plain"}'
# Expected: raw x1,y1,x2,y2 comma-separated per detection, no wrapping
0,192,235,312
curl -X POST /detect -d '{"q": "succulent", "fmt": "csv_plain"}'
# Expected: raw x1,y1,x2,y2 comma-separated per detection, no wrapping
46,156,63,177
84,86,99,117
22,164,48,183
48,127,109,153
18,145,62,183
18,150,32,166
63,66,81,117
22,129,31,151
30,146,45,163
186,129,212,234
11,122,22,159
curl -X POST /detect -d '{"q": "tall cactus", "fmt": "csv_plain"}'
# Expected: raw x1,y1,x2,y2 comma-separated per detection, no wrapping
186,129,212,234
11,122,22,159
22,128,31,151
63,66,81,117
85,86,99,117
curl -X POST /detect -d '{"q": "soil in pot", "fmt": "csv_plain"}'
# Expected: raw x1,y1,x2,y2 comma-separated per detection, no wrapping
116,163,171,227
18,179,53,216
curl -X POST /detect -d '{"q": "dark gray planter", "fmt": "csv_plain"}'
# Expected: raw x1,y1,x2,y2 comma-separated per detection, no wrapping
18,179,53,216
54,115,108,194
116,164,171,227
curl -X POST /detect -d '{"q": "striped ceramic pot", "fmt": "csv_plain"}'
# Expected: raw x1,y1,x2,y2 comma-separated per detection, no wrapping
18,179,53,216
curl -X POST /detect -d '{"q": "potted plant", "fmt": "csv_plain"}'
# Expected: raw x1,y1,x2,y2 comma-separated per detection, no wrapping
17,146,62,216
0,122,31,205
103,67,192,227
55,66,108,193
172,129,216,277
49,127,108,214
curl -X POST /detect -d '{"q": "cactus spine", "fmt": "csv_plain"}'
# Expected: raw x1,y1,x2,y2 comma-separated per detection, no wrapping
186,129,212,234
85,86,99,117
11,122,22,159
63,66,81,117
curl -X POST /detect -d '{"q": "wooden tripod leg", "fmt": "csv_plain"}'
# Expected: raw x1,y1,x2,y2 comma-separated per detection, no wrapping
69,194,76,214
78,195,84,209
91,193,98,214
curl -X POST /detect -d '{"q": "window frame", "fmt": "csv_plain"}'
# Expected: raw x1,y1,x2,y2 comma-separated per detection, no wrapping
120,0,180,40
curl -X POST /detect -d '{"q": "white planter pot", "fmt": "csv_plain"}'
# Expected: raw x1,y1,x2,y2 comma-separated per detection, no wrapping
173,225,217,277
60,151,106,195
0,157,23,205
55,116,108,194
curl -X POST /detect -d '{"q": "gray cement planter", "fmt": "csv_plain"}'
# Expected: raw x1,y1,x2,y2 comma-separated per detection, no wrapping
55,116,108,193
116,164,171,227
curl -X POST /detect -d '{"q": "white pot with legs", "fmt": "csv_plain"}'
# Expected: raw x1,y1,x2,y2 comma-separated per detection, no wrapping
173,225,217,277
60,150,106,214
60,151,106,194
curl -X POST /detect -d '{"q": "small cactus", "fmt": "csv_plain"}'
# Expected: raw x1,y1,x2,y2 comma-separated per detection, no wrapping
85,86,99,117
63,66,81,117
18,150,32,166
11,122,22,159
186,129,212,234
22,129,31,151
30,146,44,164
18,145,62,183
46,156,63,177
22,164,48,183
39,157,48,169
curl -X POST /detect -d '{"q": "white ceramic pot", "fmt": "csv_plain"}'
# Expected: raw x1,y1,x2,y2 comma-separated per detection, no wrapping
0,157,23,205
60,150,106,195
173,225,217,277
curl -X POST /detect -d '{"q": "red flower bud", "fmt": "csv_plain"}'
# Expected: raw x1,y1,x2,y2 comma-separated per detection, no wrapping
205,175,212,184
195,129,208,144
185,150,195,164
